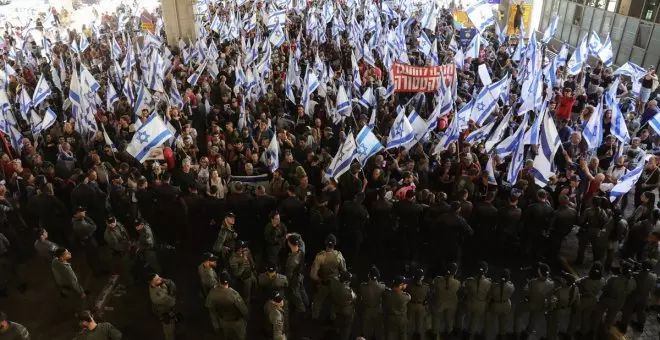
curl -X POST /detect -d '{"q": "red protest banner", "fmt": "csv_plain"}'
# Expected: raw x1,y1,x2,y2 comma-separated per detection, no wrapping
392,63,455,93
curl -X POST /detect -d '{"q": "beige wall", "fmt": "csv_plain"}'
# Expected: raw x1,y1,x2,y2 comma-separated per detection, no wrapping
161,0,197,47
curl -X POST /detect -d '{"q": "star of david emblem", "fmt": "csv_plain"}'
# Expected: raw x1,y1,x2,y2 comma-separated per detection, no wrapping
357,143,368,156
476,102,486,111
393,119,404,137
137,131,150,144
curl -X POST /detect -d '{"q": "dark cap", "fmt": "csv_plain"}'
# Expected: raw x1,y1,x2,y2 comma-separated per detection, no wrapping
235,240,248,249
134,217,146,226
325,233,337,246
202,252,218,262
339,271,353,283
106,216,116,224
225,212,236,218
537,262,550,276
75,206,86,213
287,234,301,245
219,270,231,285
271,290,284,303
54,248,67,258
392,275,407,286
266,263,277,272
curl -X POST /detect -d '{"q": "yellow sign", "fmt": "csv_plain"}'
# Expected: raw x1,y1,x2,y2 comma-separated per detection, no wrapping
453,11,474,29
141,22,155,33
507,4,532,36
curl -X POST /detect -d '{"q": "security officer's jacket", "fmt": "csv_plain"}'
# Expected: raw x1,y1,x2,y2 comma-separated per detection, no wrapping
212,222,238,253
72,216,96,240
104,223,131,253
206,285,249,321
384,288,411,317
524,278,555,310
137,224,155,250
51,258,84,295
34,239,58,261
264,300,286,340
149,279,177,315
310,249,346,283
359,279,386,309
198,264,218,296
258,272,289,302
431,275,461,308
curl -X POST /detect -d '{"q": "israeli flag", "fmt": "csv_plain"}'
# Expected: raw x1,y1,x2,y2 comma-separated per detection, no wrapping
465,34,481,59
417,30,432,56
19,88,33,119
465,119,496,144
456,99,474,130
598,35,614,67
359,88,376,109
133,84,154,116
356,126,383,167
465,0,495,33
267,8,286,30
648,111,660,136
471,76,508,126
122,77,135,105
302,68,319,115
269,24,286,47
187,60,208,86
325,132,357,179
9,125,23,156
582,100,604,149
386,109,415,150
556,44,569,66
126,113,173,163
405,110,430,149
101,122,119,153
507,120,527,185
588,32,602,56
7,46,17,61
40,107,57,132
606,92,630,143
266,132,280,172
542,16,559,44
453,48,465,69
210,13,222,33
30,74,51,108
70,39,80,55
169,84,184,110
111,35,123,60
494,114,528,157
107,82,119,111
432,112,462,155
609,161,645,202
449,36,458,52
336,85,351,115
80,65,101,92
486,156,498,185
363,42,376,67
567,35,588,75
80,34,89,53
30,110,43,135
530,112,561,186
612,62,647,80
511,38,525,62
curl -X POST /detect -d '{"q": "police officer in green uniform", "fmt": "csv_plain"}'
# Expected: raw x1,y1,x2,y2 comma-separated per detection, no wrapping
384,276,411,340
198,252,218,297
285,233,308,316
72,206,101,275
574,262,605,338
229,240,256,304
310,234,346,320
431,262,461,337
76,310,123,340
51,248,86,313
265,291,287,340
212,212,238,264
0,311,29,340
258,264,289,306
135,218,160,273
459,261,491,339
264,211,287,267
148,273,177,340
597,260,636,337
486,268,515,339
406,268,430,339
514,262,554,338
104,216,133,285
359,266,386,339
330,271,356,340
547,272,580,340
618,259,657,334
206,270,249,339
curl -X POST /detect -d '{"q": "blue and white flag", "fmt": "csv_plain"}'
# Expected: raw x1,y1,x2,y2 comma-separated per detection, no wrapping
187,60,207,86
494,114,528,157
598,35,614,67
80,34,90,53
432,113,462,155
542,16,559,44
29,110,43,135
471,76,508,126
111,35,123,60
465,119,496,144
465,0,495,33
453,48,464,69
609,161,645,202
18,88,32,119
456,99,474,130
122,77,135,105
326,132,357,179
267,8,286,30
525,103,547,145
495,22,506,45
106,82,119,111
567,34,588,75
266,132,280,172
359,87,376,109
336,85,351,115
588,32,602,56
355,125,384,167
405,110,430,149
386,109,415,150
486,156,497,185
417,30,432,56
556,44,569,66
506,116,528,184
465,33,481,59
530,112,561,186
169,83,184,110
612,62,646,80
302,68,319,115
126,113,173,163
7,47,16,61
133,84,154,116
31,74,51,107
606,91,630,143
9,125,23,156
583,100,604,149
80,64,101,92
40,107,57,132
269,24,286,47
101,123,118,152
647,111,660,136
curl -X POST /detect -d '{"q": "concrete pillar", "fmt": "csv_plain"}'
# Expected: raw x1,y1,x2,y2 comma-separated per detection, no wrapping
161,0,196,47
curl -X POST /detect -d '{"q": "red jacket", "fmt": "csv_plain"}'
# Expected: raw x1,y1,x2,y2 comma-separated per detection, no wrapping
556,95,576,120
